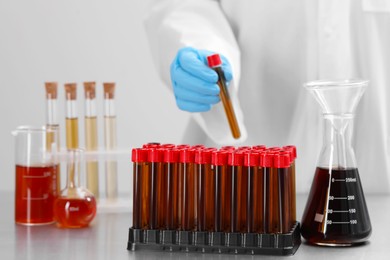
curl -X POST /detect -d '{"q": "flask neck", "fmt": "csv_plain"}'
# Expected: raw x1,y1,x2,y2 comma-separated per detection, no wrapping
318,114,357,169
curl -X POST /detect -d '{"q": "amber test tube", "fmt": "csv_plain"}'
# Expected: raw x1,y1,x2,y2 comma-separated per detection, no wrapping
230,151,246,233
164,148,180,230
147,148,164,229
247,152,264,233
275,152,291,233
213,150,232,232
284,145,297,226
207,54,241,139
179,148,197,231
131,148,147,229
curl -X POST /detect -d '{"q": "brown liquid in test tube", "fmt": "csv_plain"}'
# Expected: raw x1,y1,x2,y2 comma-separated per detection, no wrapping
164,148,180,230
213,150,232,232
231,151,247,233
131,148,147,229
180,148,196,231
207,54,241,139
195,148,216,231
148,149,164,229
248,152,264,233
284,145,297,226
275,152,292,233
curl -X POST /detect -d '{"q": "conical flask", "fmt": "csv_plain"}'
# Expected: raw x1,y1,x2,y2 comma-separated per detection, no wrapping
301,80,371,246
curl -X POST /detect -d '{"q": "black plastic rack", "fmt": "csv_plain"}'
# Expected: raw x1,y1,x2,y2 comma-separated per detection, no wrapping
127,222,301,256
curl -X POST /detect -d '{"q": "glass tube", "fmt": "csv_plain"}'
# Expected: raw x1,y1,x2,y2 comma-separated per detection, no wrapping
84,82,99,198
103,82,118,199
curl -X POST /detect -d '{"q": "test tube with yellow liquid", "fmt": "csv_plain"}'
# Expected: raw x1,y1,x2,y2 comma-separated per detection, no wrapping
84,82,99,198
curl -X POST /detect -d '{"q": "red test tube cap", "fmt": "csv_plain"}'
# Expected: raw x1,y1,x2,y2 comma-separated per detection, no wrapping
212,150,228,166
245,152,259,167
260,151,274,168
148,148,164,162
131,148,147,162
180,148,195,163
283,145,297,159
228,151,244,166
164,149,180,163
207,54,222,68
274,153,291,168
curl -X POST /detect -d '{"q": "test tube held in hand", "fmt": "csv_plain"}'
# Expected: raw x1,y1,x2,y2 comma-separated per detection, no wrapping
84,82,99,198
103,82,118,200
207,54,241,139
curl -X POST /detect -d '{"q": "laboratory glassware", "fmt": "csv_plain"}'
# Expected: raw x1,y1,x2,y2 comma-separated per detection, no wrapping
207,54,241,139
64,83,79,149
13,126,59,225
301,80,371,246
54,149,96,228
103,82,118,199
84,82,99,198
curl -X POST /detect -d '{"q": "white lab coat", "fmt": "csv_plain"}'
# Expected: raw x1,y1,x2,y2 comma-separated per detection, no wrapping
145,0,390,194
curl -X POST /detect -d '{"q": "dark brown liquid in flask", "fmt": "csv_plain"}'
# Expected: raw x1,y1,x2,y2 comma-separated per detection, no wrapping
301,167,371,245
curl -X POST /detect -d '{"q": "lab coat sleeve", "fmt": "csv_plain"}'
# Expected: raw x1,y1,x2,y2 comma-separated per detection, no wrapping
144,0,247,144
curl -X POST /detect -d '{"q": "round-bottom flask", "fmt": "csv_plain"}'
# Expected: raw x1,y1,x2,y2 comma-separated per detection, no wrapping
54,149,96,228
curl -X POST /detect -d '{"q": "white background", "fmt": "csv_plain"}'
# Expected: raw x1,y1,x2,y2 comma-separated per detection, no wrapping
0,0,189,195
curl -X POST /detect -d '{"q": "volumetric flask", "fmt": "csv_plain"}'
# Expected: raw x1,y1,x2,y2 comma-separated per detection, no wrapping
301,80,371,246
13,126,59,225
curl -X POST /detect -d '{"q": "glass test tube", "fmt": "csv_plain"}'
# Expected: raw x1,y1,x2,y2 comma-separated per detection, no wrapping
213,150,231,232
164,148,180,230
261,151,273,233
231,151,246,233
284,145,297,226
103,82,118,199
179,148,196,231
84,82,99,198
64,83,79,149
248,152,264,233
64,83,79,186
195,148,216,231
149,148,164,229
207,54,241,139
140,148,152,229
45,82,60,196
131,148,147,229
275,152,291,233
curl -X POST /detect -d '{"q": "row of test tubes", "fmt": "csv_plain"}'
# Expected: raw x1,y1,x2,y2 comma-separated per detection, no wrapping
44,82,118,200
131,143,297,234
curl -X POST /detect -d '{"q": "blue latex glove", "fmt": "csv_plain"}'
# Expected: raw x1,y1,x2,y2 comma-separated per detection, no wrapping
170,47,233,112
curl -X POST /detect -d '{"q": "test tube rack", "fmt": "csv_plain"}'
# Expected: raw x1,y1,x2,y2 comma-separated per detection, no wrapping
127,143,301,256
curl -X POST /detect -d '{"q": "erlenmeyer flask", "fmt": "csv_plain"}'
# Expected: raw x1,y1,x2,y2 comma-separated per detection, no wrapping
301,80,371,246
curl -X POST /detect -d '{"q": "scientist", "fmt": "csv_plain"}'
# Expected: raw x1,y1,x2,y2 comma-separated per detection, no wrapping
144,0,390,194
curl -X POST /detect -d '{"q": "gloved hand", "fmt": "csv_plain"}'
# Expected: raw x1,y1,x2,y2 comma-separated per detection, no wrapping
170,47,233,112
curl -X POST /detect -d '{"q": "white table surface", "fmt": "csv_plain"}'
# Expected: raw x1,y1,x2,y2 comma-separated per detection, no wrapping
1,192,389,260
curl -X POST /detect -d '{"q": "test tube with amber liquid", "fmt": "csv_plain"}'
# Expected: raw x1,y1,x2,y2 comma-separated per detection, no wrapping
45,82,61,196
213,150,231,232
164,148,180,230
195,148,216,231
275,152,291,233
84,82,99,198
247,152,264,233
231,151,247,233
283,145,297,227
207,54,241,139
139,148,152,229
131,148,147,229
103,83,118,199
179,148,196,231
153,149,165,229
